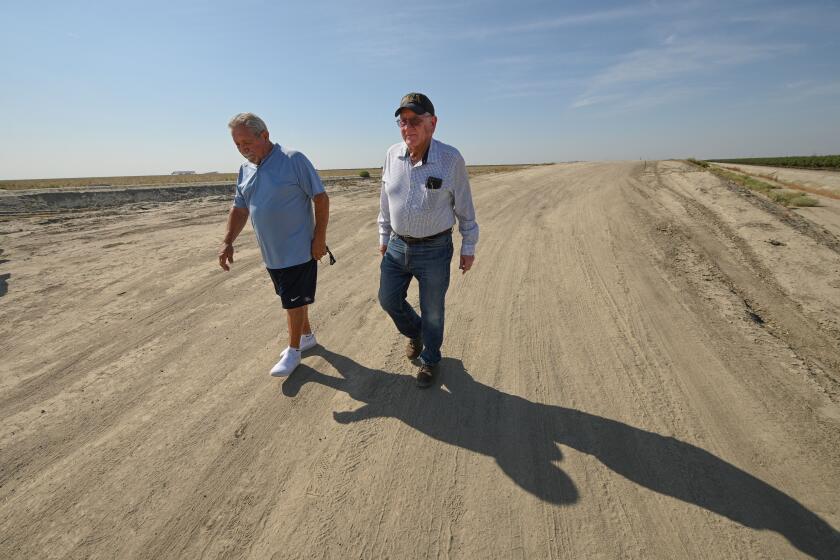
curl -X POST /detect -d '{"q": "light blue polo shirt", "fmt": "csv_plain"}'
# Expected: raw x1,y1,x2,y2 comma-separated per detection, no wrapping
233,144,325,269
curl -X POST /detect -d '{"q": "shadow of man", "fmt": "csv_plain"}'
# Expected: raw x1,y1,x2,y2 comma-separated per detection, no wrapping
283,349,839,559
0,273,9,298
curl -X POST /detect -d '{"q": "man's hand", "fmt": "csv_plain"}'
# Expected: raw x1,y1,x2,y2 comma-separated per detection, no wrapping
459,254,475,274
379,244,387,256
219,243,235,271
311,236,327,261
312,193,329,261
220,206,248,271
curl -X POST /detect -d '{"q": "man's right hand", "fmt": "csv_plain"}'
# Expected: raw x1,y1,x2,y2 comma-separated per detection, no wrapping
219,243,234,271
379,244,387,256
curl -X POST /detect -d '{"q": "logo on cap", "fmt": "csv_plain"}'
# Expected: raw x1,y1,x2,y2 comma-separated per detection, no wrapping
395,92,435,117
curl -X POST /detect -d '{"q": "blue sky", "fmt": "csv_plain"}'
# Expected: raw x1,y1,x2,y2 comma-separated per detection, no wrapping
1,0,839,179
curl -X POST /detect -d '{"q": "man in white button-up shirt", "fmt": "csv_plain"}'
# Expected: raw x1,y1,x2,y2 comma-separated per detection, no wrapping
378,93,479,388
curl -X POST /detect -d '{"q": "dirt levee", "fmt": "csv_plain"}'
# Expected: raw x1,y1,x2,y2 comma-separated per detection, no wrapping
0,176,377,214
713,163,840,194
1,162,839,558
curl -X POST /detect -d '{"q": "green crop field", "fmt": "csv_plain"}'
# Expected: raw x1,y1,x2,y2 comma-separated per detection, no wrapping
707,155,840,170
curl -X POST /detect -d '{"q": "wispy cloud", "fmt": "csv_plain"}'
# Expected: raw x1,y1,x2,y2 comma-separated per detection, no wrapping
571,94,623,109
477,50,609,100
592,40,800,87
571,84,720,115
500,6,646,33
728,5,840,28
485,77,582,100
480,54,540,67
785,80,811,89
569,35,801,112
464,3,679,39
778,80,840,99
801,81,840,97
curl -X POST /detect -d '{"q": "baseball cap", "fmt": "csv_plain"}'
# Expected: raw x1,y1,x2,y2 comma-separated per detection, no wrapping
394,92,435,117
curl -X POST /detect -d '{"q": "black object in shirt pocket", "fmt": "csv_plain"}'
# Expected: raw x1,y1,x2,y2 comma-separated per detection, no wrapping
425,176,443,190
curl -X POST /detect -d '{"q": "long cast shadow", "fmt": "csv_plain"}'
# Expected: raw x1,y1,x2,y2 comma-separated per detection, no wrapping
0,273,9,298
283,349,840,559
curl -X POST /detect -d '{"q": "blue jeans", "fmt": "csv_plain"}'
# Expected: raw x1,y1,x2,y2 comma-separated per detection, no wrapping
379,233,453,366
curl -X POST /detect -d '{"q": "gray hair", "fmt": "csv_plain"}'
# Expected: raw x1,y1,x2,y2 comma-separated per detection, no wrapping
228,112,268,136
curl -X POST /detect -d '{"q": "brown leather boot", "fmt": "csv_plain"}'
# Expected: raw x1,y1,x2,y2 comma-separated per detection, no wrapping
406,336,423,360
416,363,435,388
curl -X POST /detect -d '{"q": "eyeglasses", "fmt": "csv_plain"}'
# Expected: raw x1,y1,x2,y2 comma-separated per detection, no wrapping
396,116,428,129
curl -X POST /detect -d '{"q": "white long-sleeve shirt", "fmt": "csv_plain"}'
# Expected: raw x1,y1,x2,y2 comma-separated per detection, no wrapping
378,139,479,255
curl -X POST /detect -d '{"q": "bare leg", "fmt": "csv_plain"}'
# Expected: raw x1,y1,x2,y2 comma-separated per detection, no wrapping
301,305,312,335
286,305,307,349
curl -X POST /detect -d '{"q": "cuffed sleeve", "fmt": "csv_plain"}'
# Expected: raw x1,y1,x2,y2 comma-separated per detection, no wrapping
452,154,479,255
377,157,392,246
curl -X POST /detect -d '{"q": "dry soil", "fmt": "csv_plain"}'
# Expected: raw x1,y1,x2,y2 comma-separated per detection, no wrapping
1,161,839,559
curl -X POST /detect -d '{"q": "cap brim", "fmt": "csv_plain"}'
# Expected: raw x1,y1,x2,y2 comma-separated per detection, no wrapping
394,103,429,117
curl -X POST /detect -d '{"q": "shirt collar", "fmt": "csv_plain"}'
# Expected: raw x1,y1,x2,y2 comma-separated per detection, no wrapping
399,138,437,165
255,143,280,167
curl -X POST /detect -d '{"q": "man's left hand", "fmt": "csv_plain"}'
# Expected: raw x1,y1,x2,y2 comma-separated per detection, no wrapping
459,254,475,274
312,236,327,261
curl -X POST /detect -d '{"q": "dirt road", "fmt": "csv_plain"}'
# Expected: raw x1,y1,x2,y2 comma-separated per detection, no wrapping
2,161,839,559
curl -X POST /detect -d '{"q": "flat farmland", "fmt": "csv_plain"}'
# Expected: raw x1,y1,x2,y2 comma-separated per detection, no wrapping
708,155,840,170
0,164,541,191
1,162,839,559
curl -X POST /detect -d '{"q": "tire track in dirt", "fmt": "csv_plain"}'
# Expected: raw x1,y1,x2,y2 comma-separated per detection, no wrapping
635,162,840,400
2,163,839,559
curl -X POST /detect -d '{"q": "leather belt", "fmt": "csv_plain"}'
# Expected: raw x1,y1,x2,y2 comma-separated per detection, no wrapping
394,228,452,244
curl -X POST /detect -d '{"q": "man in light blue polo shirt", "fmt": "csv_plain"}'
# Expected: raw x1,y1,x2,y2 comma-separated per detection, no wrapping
219,112,330,377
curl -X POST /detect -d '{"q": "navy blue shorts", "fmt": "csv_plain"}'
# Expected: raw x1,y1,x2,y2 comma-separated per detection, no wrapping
267,259,317,309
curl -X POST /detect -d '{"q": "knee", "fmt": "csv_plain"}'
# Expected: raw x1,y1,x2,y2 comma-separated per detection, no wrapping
378,286,398,313
422,307,444,327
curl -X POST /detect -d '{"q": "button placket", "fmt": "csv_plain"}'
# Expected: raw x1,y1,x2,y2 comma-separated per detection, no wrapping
407,157,422,212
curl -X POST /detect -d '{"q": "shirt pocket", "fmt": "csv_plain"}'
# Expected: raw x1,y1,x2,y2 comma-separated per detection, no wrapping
406,171,427,210
420,184,451,211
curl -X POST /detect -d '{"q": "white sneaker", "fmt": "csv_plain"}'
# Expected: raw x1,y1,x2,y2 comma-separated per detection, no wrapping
299,333,317,352
278,333,317,360
270,347,301,377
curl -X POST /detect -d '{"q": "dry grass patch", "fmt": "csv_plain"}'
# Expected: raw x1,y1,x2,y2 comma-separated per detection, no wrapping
685,160,820,208
768,190,820,207
723,166,840,202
